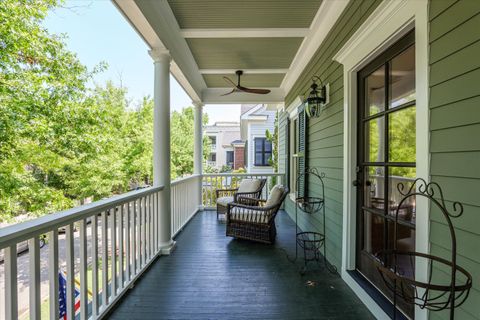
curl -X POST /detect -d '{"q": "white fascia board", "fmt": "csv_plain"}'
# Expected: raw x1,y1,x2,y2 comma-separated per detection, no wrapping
281,0,350,94
202,88,285,104
181,28,309,38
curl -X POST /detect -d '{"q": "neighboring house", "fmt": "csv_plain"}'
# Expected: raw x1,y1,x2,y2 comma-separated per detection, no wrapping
240,104,276,174
203,122,243,171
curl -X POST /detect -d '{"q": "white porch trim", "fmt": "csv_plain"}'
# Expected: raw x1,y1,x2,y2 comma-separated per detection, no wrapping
333,0,429,319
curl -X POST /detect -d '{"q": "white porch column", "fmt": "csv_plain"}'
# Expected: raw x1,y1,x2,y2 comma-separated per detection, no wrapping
193,101,204,209
150,48,175,254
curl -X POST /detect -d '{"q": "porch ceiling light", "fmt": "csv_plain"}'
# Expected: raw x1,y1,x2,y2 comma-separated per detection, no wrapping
305,76,326,118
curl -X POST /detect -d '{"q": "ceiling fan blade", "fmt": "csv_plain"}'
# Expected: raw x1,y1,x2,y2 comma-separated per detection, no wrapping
239,87,271,95
221,88,237,96
223,76,237,88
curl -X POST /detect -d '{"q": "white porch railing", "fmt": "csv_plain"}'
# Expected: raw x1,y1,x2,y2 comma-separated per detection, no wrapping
171,174,201,237
0,173,285,319
0,186,164,320
202,173,285,209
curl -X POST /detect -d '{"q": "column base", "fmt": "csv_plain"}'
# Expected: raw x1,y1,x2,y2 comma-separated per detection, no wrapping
159,240,176,255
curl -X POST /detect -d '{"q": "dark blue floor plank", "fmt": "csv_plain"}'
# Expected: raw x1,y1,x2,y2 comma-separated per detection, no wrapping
107,210,374,320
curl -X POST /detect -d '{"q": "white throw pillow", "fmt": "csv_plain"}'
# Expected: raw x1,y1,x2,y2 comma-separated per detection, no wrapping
237,179,262,193
265,185,285,207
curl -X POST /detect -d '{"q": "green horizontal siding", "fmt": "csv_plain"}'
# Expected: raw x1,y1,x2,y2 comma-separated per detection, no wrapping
278,0,382,272
429,1,480,319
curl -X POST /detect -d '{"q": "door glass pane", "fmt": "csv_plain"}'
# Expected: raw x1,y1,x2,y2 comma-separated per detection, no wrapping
364,166,385,211
363,210,384,256
366,65,386,116
390,45,415,109
389,106,416,163
389,167,416,223
365,117,385,162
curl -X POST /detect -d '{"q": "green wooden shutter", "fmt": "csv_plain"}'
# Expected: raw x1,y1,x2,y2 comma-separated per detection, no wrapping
297,104,308,198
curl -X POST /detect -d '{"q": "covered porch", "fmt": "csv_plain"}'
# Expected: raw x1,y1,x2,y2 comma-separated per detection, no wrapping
2,0,479,319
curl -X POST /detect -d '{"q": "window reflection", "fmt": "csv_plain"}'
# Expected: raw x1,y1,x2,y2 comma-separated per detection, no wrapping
390,45,415,108
366,65,385,116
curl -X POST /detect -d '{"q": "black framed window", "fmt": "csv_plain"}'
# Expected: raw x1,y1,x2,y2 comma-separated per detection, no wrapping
254,137,272,166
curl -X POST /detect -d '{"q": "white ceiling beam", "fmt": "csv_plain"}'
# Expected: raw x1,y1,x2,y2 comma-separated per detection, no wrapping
202,88,285,104
180,28,309,38
281,0,350,94
198,69,288,75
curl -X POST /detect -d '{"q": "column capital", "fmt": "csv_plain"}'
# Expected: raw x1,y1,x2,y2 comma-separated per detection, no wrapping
149,48,171,63
192,101,204,109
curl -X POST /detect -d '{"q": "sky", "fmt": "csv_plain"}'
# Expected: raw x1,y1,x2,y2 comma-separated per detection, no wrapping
43,0,240,125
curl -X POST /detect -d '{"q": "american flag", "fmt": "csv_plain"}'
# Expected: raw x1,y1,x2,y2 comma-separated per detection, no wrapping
59,271,81,320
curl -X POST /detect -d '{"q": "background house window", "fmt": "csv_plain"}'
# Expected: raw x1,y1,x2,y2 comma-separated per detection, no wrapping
209,136,217,150
226,151,234,167
208,153,216,162
254,137,272,166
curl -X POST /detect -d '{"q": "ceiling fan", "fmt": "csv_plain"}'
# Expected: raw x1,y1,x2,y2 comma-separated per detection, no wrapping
222,70,271,96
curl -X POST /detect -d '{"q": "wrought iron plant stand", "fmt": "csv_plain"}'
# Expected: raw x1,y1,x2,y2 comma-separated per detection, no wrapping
374,178,472,320
293,168,337,274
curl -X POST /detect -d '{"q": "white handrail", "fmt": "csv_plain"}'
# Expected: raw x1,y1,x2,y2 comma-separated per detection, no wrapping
0,186,164,249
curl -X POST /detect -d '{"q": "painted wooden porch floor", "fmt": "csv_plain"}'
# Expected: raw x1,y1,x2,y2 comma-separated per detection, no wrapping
107,210,374,320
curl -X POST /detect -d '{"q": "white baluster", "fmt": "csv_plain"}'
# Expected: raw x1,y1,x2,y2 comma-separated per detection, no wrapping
125,201,131,282
65,224,75,320
49,229,59,320
91,215,99,317
118,204,124,288
29,236,41,320
101,211,108,307
110,208,117,297
5,245,18,320
79,219,88,320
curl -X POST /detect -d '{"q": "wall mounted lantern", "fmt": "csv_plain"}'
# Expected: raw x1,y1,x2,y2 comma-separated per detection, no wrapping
305,76,328,118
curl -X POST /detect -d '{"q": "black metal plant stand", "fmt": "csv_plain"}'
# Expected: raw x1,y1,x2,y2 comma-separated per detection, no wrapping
293,168,337,274
374,178,472,320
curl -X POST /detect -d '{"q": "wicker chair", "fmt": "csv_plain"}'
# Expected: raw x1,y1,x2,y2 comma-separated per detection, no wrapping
226,185,289,244
216,178,266,219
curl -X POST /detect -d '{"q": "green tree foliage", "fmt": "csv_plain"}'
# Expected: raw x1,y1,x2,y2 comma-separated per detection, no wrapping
170,107,210,180
0,1,208,221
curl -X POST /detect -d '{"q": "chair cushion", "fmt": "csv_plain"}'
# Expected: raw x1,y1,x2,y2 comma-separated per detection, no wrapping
230,207,267,223
265,185,286,207
237,179,262,193
217,196,234,207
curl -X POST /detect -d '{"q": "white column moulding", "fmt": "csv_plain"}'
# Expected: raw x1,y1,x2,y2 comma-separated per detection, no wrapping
149,48,176,254
193,101,204,209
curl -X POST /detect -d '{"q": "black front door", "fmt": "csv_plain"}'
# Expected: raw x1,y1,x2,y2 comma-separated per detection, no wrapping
356,31,417,318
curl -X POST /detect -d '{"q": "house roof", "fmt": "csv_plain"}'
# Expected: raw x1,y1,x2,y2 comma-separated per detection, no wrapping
113,0,350,105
